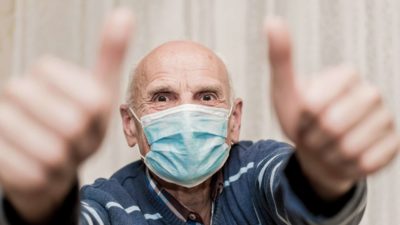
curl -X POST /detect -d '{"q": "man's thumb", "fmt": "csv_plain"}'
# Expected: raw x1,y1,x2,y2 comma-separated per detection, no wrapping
265,17,296,98
93,8,134,90
265,18,300,141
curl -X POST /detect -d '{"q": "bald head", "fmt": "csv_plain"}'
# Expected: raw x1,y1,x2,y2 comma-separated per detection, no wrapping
120,40,243,157
127,41,232,109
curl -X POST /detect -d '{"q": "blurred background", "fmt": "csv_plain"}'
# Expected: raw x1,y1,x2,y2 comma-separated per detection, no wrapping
0,0,399,224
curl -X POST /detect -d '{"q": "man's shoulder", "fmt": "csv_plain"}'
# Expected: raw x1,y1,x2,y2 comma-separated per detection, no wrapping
225,139,294,172
221,139,294,189
110,159,146,182
80,160,146,197
231,139,293,159
79,160,154,222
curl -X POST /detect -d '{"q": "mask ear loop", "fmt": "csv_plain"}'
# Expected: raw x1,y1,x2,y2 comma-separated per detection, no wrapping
226,104,234,119
226,103,236,148
128,107,143,126
128,107,147,160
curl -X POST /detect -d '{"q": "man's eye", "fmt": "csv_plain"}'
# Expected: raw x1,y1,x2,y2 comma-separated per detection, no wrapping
200,93,216,101
202,95,212,101
151,93,171,102
155,95,168,102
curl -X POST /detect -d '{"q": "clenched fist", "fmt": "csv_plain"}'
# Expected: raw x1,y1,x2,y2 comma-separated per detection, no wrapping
266,19,399,200
0,9,134,223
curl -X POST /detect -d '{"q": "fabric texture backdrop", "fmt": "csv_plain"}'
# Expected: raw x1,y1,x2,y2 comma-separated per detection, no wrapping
0,0,399,224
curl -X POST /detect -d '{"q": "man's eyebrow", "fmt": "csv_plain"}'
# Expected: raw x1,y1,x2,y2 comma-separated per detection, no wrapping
146,85,176,96
194,85,224,95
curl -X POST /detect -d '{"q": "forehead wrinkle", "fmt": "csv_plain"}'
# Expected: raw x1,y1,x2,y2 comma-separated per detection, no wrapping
129,63,144,106
145,77,180,96
128,41,233,106
191,84,224,98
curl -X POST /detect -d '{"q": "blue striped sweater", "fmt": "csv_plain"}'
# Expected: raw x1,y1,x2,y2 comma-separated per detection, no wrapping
1,140,366,225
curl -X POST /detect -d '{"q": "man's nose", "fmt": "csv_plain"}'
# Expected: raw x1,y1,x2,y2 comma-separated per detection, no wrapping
179,92,196,105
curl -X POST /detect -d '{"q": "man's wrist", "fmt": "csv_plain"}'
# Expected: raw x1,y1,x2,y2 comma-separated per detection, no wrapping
3,182,80,225
285,154,357,217
294,148,358,200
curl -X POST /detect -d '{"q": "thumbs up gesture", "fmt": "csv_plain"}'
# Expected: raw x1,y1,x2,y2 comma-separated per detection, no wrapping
267,19,399,200
0,9,134,222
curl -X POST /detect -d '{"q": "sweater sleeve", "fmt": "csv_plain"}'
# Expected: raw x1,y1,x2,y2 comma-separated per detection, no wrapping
79,200,111,225
0,184,110,225
0,187,12,225
251,140,367,225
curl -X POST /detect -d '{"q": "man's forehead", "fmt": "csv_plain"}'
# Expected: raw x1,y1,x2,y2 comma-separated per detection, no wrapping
136,41,229,85
133,41,230,102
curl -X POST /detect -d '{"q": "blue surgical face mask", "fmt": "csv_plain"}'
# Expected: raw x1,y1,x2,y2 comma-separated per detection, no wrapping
130,104,232,188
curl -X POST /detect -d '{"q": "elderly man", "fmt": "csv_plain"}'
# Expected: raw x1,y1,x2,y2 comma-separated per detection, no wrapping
0,9,398,225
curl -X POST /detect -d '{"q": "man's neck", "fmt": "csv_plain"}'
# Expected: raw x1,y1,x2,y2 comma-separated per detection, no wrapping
152,174,213,225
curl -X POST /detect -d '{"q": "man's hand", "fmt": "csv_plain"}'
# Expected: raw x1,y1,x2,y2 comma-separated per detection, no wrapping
0,9,134,223
266,18,399,200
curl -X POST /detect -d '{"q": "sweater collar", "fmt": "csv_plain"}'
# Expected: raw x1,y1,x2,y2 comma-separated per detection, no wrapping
145,168,224,224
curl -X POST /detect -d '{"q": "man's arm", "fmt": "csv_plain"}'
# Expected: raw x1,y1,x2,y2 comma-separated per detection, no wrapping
251,141,366,225
1,185,112,225
1,184,79,225
266,18,399,201
0,9,133,224
282,154,367,223
284,155,360,218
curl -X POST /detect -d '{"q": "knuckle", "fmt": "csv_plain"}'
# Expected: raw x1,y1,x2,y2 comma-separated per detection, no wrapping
334,65,360,84
347,68,360,80
302,132,316,149
342,67,358,80
395,137,400,152
2,78,38,105
31,55,56,75
2,79,22,98
28,169,49,193
84,85,111,117
365,85,382,105
302,94,321,117
357,158,374,175
63,109,90,140
382,109,395,129
42,141,69,171
319,115,342,138
338,139,359,160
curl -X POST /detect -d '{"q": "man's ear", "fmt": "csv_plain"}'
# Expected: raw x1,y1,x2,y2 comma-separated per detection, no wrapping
120,104,138,147
228,98,243,144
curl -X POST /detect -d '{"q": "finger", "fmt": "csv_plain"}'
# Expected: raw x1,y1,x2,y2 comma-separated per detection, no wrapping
303,82,383,150
320,82,382,137
295,150,356,197
0,101,69,171
0,138,47,193
320,145,362,179
32,56,110,119
93,8,134,92
265,18,300,140
339,106,394,160
303,66,360,115
4,77,90,142
300,124,333,151
358,132,399,174
265,17,297,103
29,59,110,161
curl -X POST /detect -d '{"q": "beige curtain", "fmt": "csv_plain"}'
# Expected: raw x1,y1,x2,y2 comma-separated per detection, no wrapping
0,0,399,224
